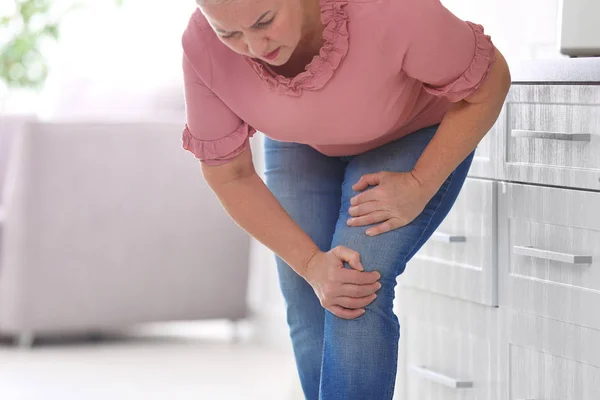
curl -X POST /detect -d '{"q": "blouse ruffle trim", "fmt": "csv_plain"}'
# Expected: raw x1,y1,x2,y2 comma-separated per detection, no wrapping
182,122,257,165
243,0,350,97
422,21,496,102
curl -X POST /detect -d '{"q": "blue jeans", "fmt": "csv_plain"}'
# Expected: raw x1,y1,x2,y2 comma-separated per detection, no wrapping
264,124,476,400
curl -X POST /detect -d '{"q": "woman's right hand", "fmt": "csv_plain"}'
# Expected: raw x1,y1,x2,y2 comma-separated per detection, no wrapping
303,246,382,320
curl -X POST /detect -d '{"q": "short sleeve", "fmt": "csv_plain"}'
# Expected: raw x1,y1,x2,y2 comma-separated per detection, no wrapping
180,26,256,166
400,0,496,102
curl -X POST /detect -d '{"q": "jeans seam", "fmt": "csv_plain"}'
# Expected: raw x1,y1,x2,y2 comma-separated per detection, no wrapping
398,169,455,269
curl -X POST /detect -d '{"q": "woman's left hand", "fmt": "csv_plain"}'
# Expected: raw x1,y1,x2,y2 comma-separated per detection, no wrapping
347,171,436,236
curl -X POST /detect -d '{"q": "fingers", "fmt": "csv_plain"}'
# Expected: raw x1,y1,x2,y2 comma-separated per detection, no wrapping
351,177,369,192
348,200,381,218
335,293,377,309
328,305,366,320
351,173,385,193
347,210,389,227
367,218,409,236
330,245,381,288
350,186,381,206
327,292,379,320
339,268,381,285
332,246,364,271
340,282,382,298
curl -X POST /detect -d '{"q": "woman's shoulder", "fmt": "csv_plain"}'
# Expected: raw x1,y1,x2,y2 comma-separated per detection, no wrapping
343,0,414,10
182,10,208,57
343,0,417,47
182,8,239,82
188,8,212,31
181,10,210,80
344,0,378,4
345,0,427,19
181,8,215,53
343,0,418,30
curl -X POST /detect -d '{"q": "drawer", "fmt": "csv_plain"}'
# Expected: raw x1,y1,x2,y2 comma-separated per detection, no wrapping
400,178,498,306
498,182,600,329
395,287,502,400
505,310,600,400
502,84,600,190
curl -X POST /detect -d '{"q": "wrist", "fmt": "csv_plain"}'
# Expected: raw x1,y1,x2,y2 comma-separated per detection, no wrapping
299,247,321,280
410,169,440,201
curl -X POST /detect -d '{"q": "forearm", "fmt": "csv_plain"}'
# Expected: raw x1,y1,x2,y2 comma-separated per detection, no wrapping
208,172,320,278
410,96,501,197
411,47,512,198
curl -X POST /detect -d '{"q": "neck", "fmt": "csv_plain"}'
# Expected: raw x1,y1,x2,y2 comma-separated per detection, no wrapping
298,0,324,56
266,0,324,77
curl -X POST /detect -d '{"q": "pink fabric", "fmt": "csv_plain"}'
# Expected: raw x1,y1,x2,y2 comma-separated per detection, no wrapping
181,0,496,166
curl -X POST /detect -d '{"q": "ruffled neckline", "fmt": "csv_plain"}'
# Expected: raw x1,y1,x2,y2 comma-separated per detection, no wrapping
243,0,350,97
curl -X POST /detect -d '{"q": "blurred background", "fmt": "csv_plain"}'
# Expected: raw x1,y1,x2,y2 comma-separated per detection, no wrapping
0,0,586,399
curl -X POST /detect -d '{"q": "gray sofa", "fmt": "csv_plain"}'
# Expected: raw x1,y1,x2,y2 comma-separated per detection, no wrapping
0,117,251,346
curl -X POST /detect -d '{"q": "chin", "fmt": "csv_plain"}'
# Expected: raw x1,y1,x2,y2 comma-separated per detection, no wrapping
266,59,286,66
265,48,291,66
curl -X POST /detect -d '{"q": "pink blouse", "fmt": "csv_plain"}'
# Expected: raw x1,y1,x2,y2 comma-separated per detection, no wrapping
181,0,496,165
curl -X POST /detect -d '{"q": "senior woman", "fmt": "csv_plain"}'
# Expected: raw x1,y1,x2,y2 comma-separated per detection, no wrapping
180,0,511,398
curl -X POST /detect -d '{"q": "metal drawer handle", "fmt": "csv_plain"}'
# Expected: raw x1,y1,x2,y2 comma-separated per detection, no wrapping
409,365,473,389
511,129,591,142
430,231,466,243
513,245,593,264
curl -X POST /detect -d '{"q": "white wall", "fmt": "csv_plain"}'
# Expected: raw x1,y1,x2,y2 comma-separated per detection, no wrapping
442,0,565,64
1,0,196,118
39,1,196,120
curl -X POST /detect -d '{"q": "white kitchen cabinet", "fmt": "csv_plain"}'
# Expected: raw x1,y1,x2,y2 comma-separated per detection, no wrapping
502,309,600,400
401,178,498,306
498,182,600,330
501,85,600,191
395,287,502,400
396,81,600,400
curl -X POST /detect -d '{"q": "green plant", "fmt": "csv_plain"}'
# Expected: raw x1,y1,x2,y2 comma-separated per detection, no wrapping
0,0,123,90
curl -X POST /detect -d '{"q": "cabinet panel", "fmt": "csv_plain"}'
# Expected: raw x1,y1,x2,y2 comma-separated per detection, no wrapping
504,310,600,400
401,178,497,306
509,345,600,400
395,287,501,400
396,83,600,400
501,85,600,190
498,182,600,329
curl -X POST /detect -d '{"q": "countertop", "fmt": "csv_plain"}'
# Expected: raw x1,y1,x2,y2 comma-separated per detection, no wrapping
509,57,600,84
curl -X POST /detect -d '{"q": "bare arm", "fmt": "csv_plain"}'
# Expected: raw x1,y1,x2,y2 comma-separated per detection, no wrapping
411,47,512,198
201,147,320,279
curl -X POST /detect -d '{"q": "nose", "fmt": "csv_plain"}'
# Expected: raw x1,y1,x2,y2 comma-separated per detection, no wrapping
245,33,269,57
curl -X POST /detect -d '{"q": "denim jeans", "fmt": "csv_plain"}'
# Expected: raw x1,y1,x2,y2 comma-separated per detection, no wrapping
263,124,476,400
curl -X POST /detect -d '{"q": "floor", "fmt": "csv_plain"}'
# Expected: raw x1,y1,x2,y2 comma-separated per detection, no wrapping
0,320,302,400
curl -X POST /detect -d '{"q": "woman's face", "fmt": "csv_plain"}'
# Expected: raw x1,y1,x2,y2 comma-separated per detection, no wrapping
200,0,307,66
